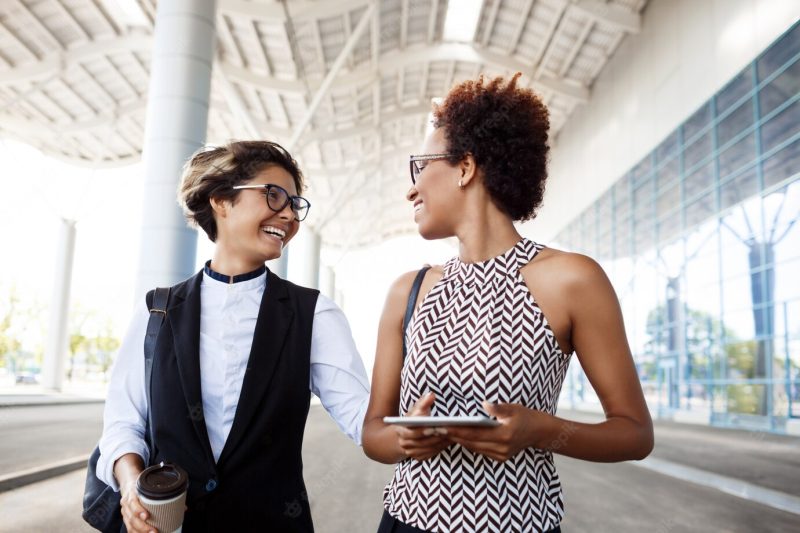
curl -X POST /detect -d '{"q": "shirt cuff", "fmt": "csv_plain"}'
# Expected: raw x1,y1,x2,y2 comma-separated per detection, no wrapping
97,440,150,492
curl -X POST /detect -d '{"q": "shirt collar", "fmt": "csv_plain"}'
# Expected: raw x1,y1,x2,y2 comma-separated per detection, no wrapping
203,260,267,286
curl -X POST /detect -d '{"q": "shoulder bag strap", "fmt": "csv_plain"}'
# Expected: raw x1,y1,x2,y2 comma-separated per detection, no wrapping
144,287,170,457
402,266,431,360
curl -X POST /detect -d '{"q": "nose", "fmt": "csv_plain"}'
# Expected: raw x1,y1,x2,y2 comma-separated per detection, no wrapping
406,186,418,202
277,201,295,221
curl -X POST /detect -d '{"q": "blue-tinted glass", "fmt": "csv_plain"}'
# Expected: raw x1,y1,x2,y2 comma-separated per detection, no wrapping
657,157,680,189
719,133,756,180
718,100,754,147
758,58,800,117
685,161,714,200
658,210,681,244
762,99,800,154
684,131,712,169
597,230,613,260
657,181,680,219
717,67,753,113
685,190,716,230
762,136,800,189
615,221,632,258
684,103,713,142
632,156,653,187
720,167,759,211
634,223,655,254
757,21,800,83
656,130,680,163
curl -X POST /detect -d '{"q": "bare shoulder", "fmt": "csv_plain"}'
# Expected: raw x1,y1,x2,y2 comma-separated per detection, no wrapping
524,247,611,292
385,265,444,313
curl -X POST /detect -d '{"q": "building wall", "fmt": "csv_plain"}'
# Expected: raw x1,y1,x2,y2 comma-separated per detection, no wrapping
526,0,800,241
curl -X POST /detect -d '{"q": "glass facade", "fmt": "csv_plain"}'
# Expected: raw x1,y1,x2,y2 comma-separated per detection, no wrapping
556,22,800,433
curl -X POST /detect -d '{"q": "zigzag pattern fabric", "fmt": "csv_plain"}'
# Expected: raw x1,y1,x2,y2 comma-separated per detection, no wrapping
384,238,572,533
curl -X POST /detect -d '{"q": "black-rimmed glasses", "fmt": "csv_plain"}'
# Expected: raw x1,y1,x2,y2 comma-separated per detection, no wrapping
232,183,311,221
409,153,457,185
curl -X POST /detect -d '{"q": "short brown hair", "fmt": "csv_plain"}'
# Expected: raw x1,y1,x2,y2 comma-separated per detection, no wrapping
433,73,550,221
178,140,304,241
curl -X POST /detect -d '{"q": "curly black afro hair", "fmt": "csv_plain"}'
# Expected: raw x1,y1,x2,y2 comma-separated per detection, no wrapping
432,73,550,221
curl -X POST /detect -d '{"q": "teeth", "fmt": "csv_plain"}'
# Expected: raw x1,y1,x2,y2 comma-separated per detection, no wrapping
261,226,286,239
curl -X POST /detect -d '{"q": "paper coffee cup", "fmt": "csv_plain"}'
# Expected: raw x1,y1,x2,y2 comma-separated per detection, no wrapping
137,462,189,533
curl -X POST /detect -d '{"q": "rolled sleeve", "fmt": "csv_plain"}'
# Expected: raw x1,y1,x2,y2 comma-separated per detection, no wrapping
310,295,370,445
96,299,150,491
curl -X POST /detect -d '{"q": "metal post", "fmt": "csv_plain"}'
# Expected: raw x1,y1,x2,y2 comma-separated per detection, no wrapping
42,218,76,391
134,0,217,298
287,225,321,289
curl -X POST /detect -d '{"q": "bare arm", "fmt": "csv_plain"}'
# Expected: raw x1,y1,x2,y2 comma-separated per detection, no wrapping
361,270,450,464
447,253,654,462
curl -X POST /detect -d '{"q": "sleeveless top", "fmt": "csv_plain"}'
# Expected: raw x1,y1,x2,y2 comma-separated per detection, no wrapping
383,238,572,533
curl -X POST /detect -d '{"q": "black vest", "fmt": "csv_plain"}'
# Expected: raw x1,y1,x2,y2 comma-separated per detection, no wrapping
146,269,319,532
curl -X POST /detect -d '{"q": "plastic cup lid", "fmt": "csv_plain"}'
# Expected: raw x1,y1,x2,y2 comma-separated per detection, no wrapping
137,462,189,500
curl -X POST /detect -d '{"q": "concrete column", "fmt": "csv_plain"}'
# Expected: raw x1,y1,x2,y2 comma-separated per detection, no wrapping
287,226,321,289
319,265,335,299
42,218,76,391
267,250,289,279
134,0,217,298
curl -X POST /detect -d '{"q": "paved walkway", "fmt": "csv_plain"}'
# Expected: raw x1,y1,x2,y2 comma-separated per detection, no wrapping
1,395,798,532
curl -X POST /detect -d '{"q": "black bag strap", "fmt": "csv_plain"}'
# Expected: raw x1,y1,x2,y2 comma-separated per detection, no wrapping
144,287,170,455
402,267,430,360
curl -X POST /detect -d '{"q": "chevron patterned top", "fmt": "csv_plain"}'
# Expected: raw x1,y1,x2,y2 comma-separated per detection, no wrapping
384,238,572,533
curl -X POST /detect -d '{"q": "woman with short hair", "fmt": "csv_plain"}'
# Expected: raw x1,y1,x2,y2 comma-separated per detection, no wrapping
97,140,370,532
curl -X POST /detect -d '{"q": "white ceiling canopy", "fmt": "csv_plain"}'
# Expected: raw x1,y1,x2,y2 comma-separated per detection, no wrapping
0,0,647,248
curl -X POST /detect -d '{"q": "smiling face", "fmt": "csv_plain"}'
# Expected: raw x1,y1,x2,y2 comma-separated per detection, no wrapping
407,128,463,240
212,164,300,269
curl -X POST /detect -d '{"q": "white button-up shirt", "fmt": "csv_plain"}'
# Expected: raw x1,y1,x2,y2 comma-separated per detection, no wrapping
97,270,370,490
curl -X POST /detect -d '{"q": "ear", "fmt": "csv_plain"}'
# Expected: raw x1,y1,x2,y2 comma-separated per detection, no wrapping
458,153,478,187
209,195,228,218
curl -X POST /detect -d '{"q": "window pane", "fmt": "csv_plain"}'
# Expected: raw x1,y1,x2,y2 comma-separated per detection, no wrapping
717,100,754,147
757,22,800,83
656,181,681,219
632,156,653,188
760,99,800,154
658,210,681,244
718,133,756,180
720,167,759,211
656,130,680,163
657,157,680,190
684,131,712,169
685,161,714,200
684,102,712,141
758,57,800,117
717,66,753,113
762,137,800,189
685,191,716,230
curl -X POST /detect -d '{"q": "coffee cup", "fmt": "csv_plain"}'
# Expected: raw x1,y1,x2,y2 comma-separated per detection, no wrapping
136,462,189,533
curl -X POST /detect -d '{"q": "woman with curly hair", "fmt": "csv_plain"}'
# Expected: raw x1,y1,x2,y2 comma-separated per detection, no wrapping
362,74,653,533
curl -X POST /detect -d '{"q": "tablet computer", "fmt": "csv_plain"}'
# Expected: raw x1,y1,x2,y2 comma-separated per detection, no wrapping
383,416,500,427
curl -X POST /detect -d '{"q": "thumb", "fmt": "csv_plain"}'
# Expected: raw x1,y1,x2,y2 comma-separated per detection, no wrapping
483,401,515,419
410,392,435,415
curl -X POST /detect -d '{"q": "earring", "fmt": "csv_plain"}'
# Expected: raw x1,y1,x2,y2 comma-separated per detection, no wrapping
458,179,464,188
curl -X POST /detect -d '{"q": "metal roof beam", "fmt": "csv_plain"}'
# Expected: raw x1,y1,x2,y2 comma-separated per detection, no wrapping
220,42,588,103
221,0,372,22
568,0,641,34
300,103,430,144
0,34,151,86
287,1,376,150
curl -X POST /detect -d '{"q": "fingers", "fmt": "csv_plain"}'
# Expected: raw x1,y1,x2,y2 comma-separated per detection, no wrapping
407,392,436,416
121,493,158,533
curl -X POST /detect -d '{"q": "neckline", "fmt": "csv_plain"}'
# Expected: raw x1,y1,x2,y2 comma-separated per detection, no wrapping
203,260,267,286
443,238,537,282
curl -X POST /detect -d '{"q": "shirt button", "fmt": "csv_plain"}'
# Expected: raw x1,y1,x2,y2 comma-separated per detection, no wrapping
205,478,218,492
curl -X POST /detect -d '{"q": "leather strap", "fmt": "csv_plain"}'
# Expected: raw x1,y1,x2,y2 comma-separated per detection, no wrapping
144,287,169,457
402,267,430,360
